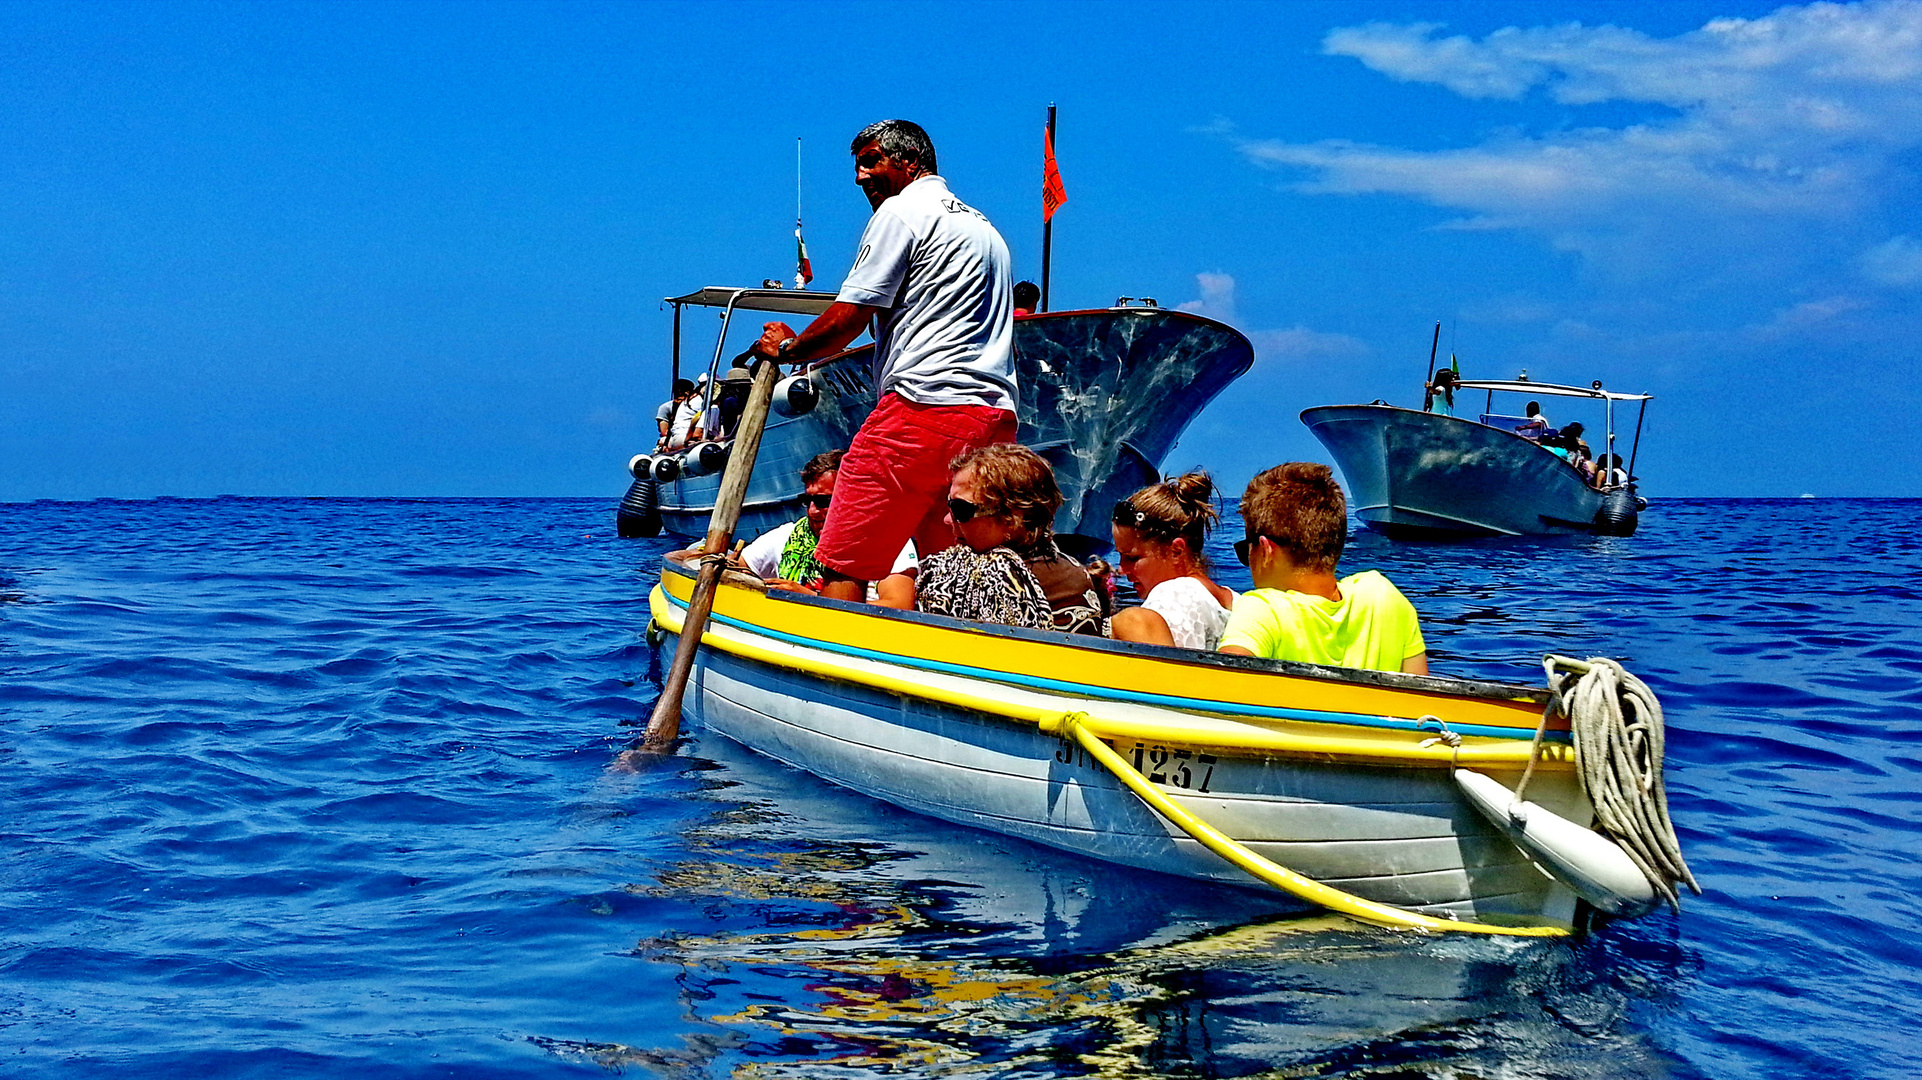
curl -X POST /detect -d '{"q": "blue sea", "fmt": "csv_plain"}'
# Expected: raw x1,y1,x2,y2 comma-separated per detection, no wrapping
3,496,1920,1079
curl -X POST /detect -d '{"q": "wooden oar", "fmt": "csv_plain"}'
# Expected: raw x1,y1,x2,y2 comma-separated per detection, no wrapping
642,360,782,751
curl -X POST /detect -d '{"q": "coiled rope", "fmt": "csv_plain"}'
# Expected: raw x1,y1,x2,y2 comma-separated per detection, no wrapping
1517,655,1701,907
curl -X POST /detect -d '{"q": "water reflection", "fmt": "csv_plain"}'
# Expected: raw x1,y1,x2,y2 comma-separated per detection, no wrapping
587,739,1689,1079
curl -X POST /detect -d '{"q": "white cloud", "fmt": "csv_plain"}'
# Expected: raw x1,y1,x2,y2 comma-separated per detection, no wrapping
1861,235,1922,285
1239,2,1922,270
1176,271,1238,321
1250,327,1370,361
1176,272,1367,362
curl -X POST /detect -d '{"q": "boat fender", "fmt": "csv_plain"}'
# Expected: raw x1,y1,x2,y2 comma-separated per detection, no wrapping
681,441,729,477
772,374,818,417
1594,488,1639,536
628,454,654,481
1454,768,1656,916
649,454,682,483
615,477,662,538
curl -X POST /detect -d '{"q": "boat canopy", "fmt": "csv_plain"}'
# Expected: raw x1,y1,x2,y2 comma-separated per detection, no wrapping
665,287,838,316
1452,379,1651,403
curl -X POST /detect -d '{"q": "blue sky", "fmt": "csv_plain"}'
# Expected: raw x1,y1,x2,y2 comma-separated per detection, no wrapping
4,0,1917,500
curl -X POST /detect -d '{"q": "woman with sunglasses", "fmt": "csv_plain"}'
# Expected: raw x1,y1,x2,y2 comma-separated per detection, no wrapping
914,444,1108,635
738,450,917,606
1107,472,1237,650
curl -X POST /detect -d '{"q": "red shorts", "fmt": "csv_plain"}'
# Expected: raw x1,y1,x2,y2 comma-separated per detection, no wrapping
816,392,1019,582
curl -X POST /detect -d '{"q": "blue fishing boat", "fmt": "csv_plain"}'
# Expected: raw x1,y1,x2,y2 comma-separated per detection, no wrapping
617,287,1254,555
1302,377,1651,539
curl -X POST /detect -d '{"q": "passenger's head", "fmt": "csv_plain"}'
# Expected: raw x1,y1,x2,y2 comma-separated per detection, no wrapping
1013,280,1040,315
851,120,936,208
1238,463,1346,575
671,378,695,399
1526,401,1542,417
1432,369,1455,387
1111,472,1218,593
799,449,845,535
1561,421,1585,438
946,443,1062,552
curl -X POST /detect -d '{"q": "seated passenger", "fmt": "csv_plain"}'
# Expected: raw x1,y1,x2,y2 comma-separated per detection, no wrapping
1109,472,1237,650
916,444,1107,635
1218,463,1428,674
1013,280,1041,316
654,378,695,452
1520,400,1551,437
737,450,916,607
1597,453,1630,488
669,373,710,448
1423,368,1458,416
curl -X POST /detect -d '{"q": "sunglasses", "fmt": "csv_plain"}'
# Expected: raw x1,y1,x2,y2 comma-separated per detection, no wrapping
1233,535,1263,567
803,494,831,510
947,497,983,524
1111,499,1147,528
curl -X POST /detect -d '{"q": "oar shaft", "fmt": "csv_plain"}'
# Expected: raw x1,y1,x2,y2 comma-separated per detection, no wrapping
644,360,782,749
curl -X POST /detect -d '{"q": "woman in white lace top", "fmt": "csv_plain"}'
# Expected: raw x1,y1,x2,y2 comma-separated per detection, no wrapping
1108,472,1237,650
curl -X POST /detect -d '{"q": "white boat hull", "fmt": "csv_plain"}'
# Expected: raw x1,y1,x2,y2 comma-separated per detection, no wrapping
673,622,1583,928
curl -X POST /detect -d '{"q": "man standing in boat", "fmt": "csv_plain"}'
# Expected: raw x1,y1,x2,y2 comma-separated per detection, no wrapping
752,119,1018,604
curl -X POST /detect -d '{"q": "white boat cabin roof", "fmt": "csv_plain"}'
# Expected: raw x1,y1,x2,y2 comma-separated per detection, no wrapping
665,287,838,317
1452,379,1651,403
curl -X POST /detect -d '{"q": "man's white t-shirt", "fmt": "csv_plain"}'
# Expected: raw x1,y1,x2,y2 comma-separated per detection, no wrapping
743,521,917,583
836,175,1016,412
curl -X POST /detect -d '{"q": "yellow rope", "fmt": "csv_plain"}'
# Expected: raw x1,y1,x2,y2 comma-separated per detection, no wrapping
1040,711,1569,938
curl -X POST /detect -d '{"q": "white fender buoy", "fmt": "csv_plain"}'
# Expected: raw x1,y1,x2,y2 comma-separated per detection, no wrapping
628,454,653,480
1454,768,1657,916
649,454,681,483
772,374,818,417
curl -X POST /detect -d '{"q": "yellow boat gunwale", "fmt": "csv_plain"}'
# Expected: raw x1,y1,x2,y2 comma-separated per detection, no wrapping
651,557,1574,770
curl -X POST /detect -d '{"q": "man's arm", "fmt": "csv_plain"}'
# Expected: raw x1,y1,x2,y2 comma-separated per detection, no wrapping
753,301,880,364
1400,651,1429,676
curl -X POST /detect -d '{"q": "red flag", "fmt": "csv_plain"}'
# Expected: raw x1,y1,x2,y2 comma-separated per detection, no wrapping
1043,126,1067,221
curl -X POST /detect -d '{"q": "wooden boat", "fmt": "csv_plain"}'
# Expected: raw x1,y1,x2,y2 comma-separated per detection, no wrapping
1302,377,1651,539
648,552,1674,936
619,288,1253,556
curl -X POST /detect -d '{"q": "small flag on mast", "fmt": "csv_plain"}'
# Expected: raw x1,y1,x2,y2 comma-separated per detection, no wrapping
1043,125,1067,221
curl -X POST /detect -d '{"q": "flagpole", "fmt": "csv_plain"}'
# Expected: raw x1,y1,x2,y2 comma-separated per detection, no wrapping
1041,103,1056,313
794,137,805,291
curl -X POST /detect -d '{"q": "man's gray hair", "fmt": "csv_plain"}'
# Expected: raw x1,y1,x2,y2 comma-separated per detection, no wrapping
850,119,938,175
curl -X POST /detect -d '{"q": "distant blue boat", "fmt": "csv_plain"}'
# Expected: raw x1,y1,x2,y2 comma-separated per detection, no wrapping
619,287,1254,556
1302,377,1651,540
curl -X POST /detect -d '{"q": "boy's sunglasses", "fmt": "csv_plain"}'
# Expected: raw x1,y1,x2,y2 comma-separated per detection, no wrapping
803,494,832,510
947,497,983,524
1233,536,1263,566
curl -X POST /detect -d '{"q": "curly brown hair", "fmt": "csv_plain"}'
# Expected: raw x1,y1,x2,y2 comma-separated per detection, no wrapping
1239,463,1346,573
949,443,1062,533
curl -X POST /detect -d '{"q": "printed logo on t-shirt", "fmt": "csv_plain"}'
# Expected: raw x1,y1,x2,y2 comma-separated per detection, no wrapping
852,242,871,268
940,198,986,221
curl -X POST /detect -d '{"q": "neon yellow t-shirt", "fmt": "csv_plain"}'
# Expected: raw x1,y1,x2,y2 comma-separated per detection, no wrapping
1217,570,1425,672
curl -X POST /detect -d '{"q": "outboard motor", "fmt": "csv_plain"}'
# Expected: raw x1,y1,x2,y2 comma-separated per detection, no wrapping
615,476,661,538
1594,488,1640,536
681,441,729,477
772,374,819,417
649,454,681,484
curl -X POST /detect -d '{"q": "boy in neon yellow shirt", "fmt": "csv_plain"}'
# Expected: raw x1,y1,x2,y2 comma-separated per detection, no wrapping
1218,463,1428,674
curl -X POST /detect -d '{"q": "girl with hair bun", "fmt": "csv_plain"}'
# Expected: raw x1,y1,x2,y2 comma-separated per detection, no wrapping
1108,471,1237,649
